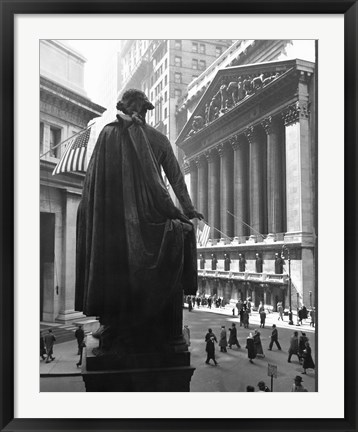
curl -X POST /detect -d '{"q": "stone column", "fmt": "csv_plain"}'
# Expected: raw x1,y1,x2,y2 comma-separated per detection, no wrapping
230,134,249,238
282,99,314,245
57,190,84,322
188,159,198,208
262,116,285,236
206,148,220,239
217,142,234,238
196,155,208,220
245,126,266,238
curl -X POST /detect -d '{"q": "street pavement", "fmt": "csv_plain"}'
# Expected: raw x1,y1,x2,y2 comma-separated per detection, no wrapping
40,307,316,392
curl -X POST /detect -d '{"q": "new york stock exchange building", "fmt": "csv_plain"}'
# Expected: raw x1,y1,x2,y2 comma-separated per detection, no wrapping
176,57,317,313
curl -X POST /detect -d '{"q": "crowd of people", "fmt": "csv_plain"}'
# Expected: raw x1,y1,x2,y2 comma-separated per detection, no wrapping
182,303,315,391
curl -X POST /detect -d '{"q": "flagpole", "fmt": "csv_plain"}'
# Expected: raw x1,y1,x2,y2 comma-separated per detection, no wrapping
39,122,95,159
227,210,264,238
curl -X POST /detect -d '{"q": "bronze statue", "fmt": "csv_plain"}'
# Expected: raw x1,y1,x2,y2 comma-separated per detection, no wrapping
238,253,246,272
75,89,203,356
255,253,263,273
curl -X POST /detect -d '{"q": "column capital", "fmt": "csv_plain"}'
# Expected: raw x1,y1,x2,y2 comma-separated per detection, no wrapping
244,125,259,144
205,147,219,163
216,142,226,158
261,116,273,135
282,101,310,126
195,154,207,167
229,134,240,151
183,159,190,174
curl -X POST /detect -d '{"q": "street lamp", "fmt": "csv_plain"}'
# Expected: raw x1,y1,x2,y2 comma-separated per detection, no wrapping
281,245,293,325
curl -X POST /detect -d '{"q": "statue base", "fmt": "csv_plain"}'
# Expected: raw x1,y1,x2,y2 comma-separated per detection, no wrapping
81,335,195,392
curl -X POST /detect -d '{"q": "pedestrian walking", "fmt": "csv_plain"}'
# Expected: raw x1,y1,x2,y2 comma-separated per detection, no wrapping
243,309,249,329
277,302,284,321
44,329,56,363
257,381,270,392
253,329,265,357
219,326,228,352
259,309,266,328
245,334,256,364
40,332,46,360
183,324,191,348
268,324,282,351
288,331,300,363
239,306,244,327
75,324,85,355
298,332,309,363
301,341,315,374
310,307,315,327
291,375,308,392
188,297,193,312
207,297,212,309
76,338,86,367
228,323,241,349
196,297,201,308
205,329,218,366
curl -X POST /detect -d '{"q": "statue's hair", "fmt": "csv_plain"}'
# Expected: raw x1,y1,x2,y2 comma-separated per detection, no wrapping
116,89,154,114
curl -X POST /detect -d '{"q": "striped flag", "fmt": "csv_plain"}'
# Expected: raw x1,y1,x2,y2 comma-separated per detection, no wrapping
52,127,91,176
196,220,210,247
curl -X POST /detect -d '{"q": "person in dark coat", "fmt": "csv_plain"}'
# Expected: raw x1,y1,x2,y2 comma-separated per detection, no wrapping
207,297,212,309
40,332,46,361
188,297,193,312
75,89,203,355
219,326,228,352
288,331,300,363
260,309,266,328
44,329,56,363
302,341,315,374
298,332,309,363
75,325,85,355
205,329,218,365
253,329,264,357
257,381,270,392
310,307,315,327
228,323,241,349
243,309,249,329
246,334,256,364
268,324,282,351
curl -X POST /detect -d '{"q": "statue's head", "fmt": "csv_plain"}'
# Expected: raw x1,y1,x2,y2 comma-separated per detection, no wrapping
117,89,154,119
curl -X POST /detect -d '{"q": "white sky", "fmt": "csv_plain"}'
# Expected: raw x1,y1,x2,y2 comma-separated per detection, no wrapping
63,39,119,100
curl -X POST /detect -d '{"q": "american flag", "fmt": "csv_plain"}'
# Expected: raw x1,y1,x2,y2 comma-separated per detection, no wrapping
196,220,210,247
52,127,91,176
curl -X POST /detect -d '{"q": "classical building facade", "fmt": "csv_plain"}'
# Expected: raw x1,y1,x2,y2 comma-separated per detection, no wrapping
40,40,105,322
176,57,317,312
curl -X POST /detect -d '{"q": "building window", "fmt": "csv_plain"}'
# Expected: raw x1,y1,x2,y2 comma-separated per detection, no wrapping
49,126,61,158
163,123,167,136
216,46,222,57
199,43,206,54
174,56,182,67
164,91,168,102
192,59,198,70
192,42,198,53
174,88,182,98
199,60,206,71
174,72,182,83
165,75,168,86
164,107,168,118
175,40,182,50
165,58,168,68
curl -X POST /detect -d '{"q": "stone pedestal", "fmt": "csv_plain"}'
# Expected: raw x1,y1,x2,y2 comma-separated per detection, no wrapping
81,335,195,392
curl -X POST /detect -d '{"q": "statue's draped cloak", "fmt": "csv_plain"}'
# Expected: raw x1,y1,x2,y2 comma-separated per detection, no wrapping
75,116,197,321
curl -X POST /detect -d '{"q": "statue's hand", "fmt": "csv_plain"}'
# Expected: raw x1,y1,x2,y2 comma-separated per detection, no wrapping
186,210,204,220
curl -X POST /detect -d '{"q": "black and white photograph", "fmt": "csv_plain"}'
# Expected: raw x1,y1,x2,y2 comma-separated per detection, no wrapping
39,38,318,393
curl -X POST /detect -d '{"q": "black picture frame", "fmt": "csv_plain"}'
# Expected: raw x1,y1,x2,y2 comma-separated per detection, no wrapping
1,1,357,431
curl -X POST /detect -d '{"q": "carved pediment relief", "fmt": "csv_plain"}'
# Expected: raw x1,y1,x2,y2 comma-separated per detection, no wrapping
176,59,313,146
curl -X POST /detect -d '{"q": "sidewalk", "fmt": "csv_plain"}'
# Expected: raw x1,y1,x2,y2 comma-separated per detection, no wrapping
40,309,315,377
185,303,315,334
40,339,82,377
